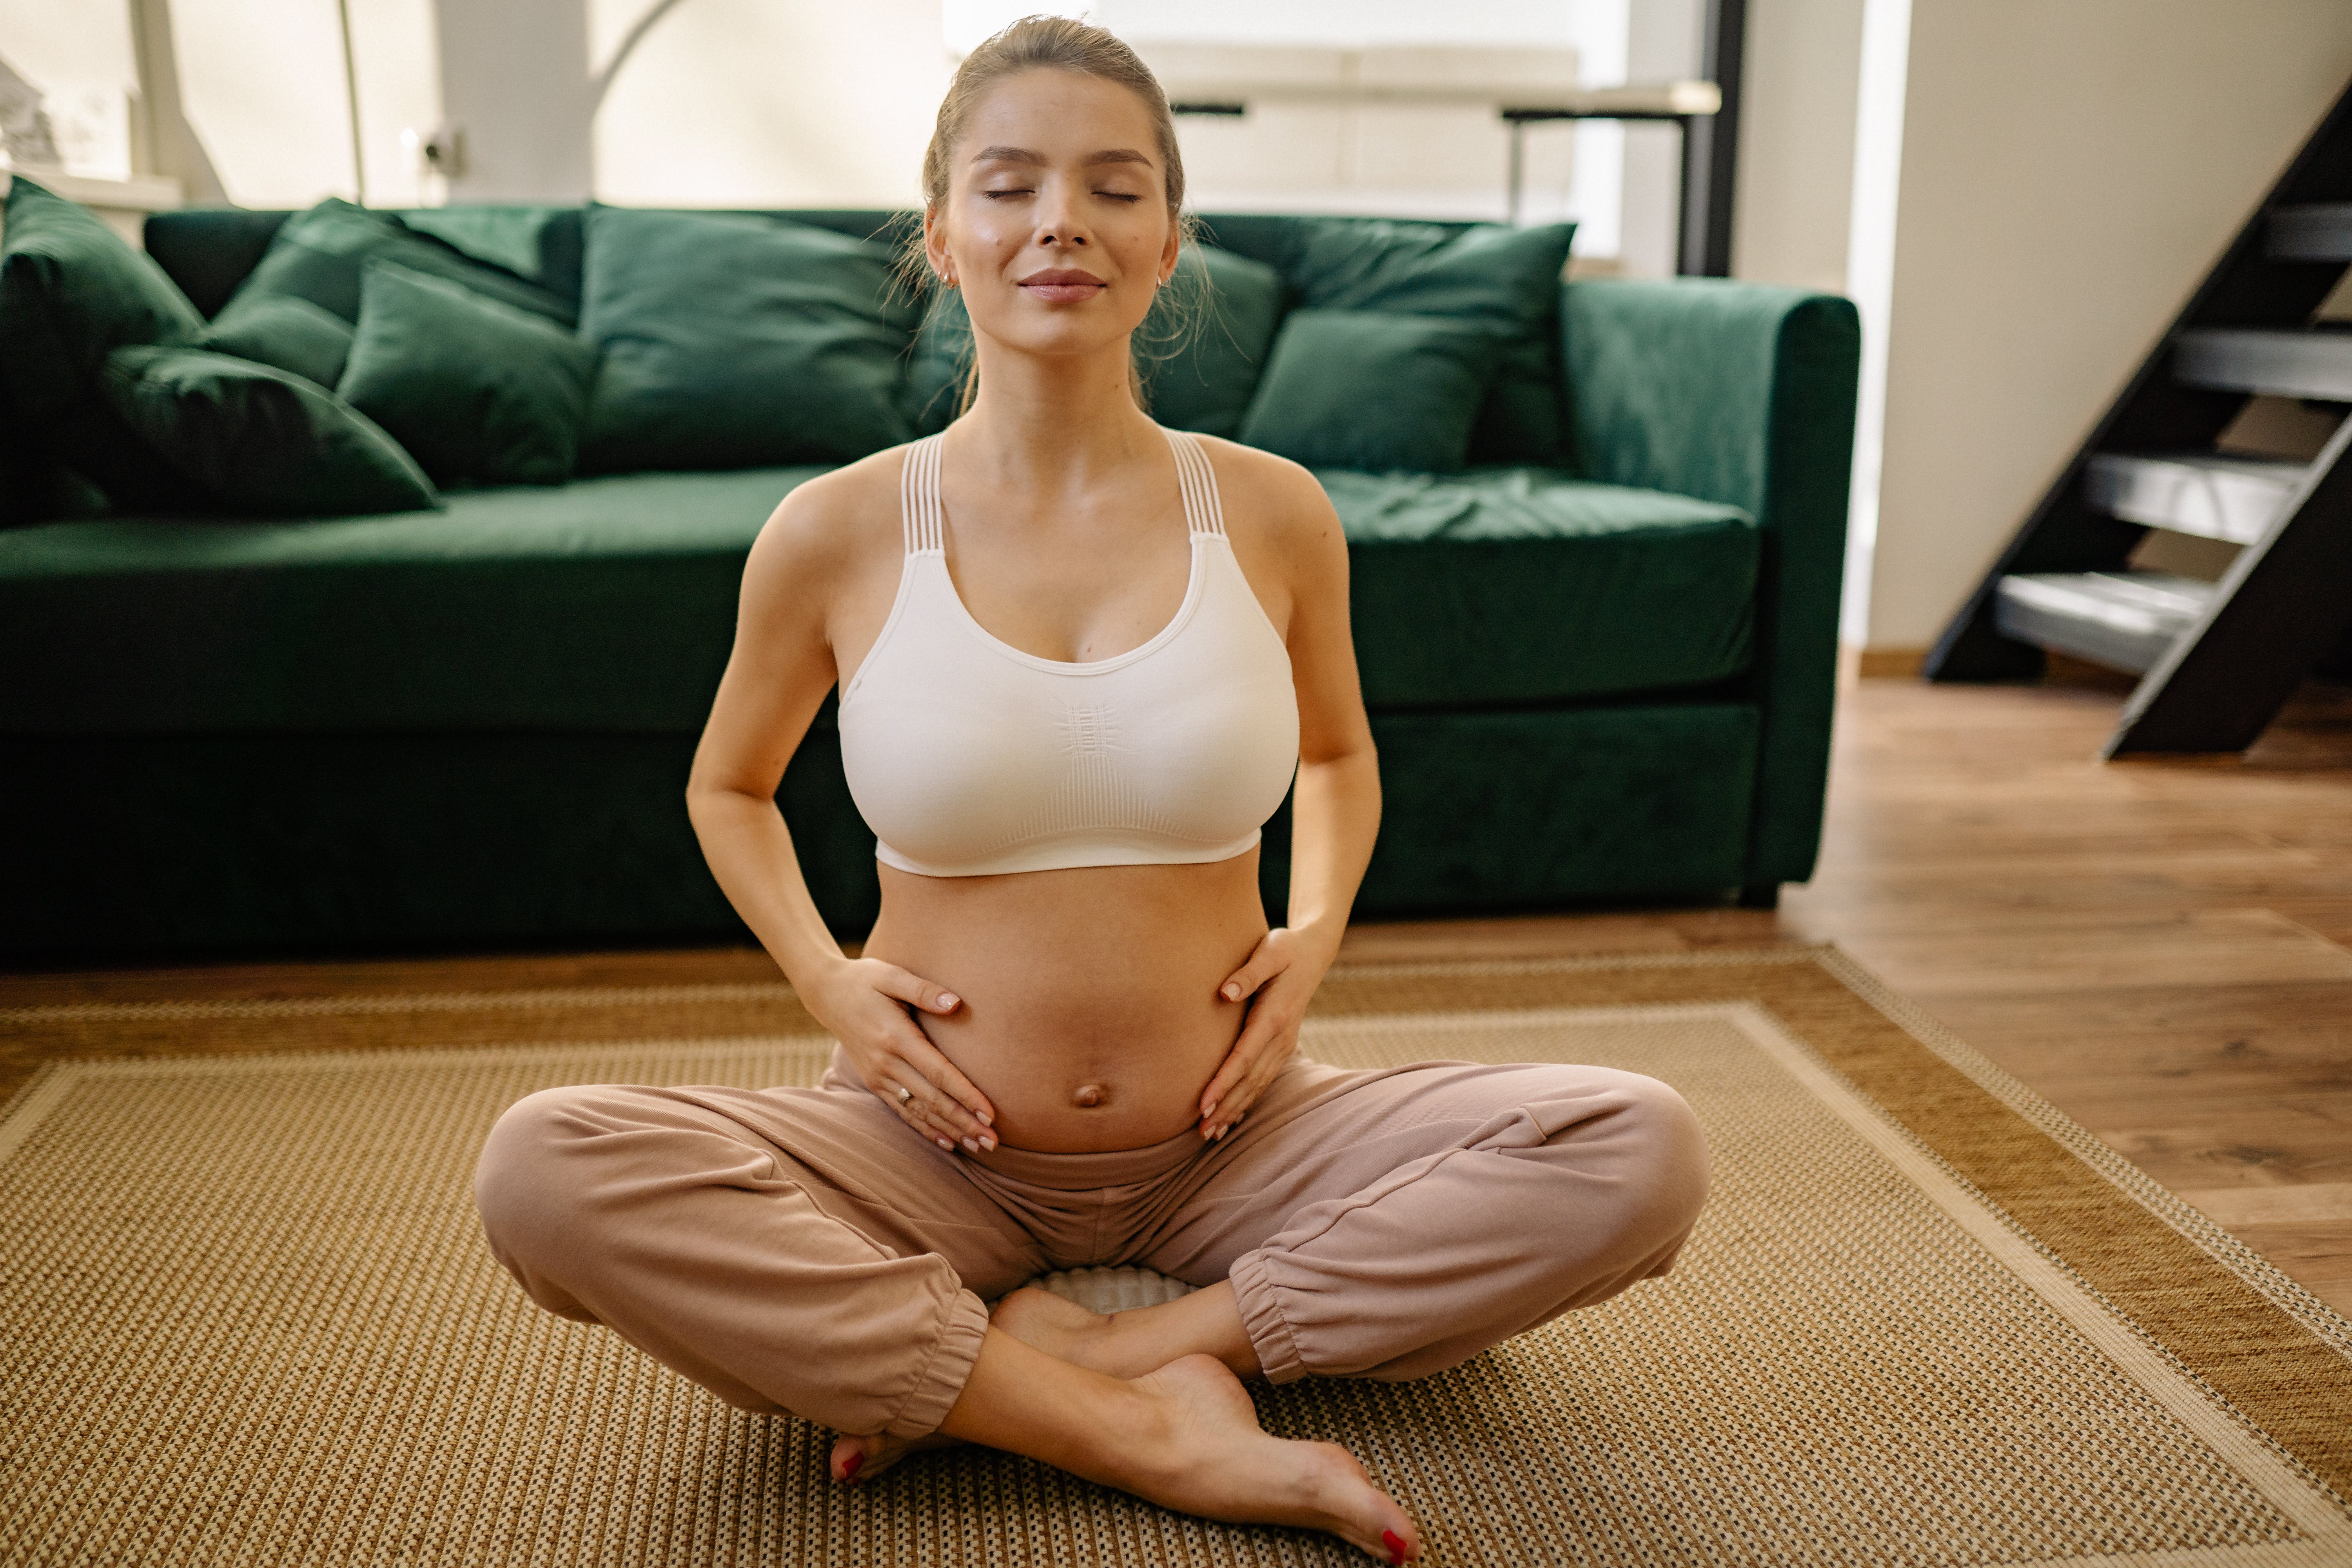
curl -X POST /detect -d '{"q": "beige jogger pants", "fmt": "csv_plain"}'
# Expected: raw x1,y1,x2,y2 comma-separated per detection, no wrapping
474,1045,1709,1439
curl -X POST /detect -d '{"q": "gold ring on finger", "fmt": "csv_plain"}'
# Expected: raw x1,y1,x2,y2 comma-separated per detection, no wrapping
896,1084,913,1104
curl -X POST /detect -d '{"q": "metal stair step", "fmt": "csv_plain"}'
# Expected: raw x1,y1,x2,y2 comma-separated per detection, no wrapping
2083,452,2306,544
2173,328,2352,400
1993,571,2217,674
2269,202,2352,261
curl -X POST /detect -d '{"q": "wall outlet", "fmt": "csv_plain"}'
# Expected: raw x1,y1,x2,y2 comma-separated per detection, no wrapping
401,123,465,178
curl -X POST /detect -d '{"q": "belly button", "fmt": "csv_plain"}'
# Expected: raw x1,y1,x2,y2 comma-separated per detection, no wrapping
1072,1083,1111,1109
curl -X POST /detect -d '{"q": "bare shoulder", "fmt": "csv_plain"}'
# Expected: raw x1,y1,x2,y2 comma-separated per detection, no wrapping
743,443,911,594
1185,434,1343,559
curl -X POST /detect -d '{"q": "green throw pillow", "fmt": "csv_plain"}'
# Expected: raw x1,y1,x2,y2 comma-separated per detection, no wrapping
201,293,355,388
338,260,597,488
0,175,210,510
579,205,918,472
1140,243,1287,439
225,198,573,327
99,344,441,516
1198,215,1574,465
900,240,1287,438
1237,309,1502,473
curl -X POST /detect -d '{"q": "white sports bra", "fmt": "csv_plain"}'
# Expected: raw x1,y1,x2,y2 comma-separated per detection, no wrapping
837,426,1300,878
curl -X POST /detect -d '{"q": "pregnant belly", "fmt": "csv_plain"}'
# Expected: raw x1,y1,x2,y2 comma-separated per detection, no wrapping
861,853,1270,1153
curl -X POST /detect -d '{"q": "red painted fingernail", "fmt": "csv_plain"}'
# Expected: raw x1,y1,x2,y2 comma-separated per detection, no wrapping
1383,1528,1408,1563
841,1451,864,1480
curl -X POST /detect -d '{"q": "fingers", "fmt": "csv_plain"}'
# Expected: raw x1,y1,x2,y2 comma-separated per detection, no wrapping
878,1058,996,1153
1197,1045,1254,1125
883,1069,988,1152
898,1031,998,1132
870,961,963,1018
1199,1016,1299,1140
1218,929,1292,1005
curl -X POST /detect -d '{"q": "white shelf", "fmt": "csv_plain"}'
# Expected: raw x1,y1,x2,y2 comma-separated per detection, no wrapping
0,167,185,211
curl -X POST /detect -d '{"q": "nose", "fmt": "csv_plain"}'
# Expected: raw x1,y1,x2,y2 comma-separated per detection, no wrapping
1034,176,1091,249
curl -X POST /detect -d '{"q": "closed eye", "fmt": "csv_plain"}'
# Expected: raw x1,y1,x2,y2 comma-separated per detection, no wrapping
1096,190,1143,202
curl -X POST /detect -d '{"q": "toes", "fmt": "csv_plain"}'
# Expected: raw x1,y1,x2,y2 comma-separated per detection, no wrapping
831,1428,964,1484
829,1433,882,1483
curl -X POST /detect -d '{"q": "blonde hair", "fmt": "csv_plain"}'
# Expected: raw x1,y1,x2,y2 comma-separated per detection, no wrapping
899,15,1205,418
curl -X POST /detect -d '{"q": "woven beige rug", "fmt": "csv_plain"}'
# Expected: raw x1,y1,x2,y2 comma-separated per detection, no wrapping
4,949,2350,1567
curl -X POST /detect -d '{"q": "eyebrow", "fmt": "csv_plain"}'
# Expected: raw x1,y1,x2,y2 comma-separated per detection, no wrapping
969,146,1154,169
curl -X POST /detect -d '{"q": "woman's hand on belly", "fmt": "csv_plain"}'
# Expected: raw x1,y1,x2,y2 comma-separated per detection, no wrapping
802,956,1001,1152
1196,926,1329,1140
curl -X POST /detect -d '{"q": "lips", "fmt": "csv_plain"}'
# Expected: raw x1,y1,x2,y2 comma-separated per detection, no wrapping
1018,268,1108,303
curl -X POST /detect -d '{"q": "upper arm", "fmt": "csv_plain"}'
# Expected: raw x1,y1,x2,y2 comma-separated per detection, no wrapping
686,476,859,801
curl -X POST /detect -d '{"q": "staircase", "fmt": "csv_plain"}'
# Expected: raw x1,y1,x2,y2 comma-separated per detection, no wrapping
1924,82,2352,756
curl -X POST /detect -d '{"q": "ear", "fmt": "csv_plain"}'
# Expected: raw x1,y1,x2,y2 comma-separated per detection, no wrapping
922,206,957,286
1159,219,1182,287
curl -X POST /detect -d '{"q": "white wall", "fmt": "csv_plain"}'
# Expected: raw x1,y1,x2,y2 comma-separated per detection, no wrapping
594,0,943,207
1851,0,2352,652
437,0,590,202
1730,0,1862,292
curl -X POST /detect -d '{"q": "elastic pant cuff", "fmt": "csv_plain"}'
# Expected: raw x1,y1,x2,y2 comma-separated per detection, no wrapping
884,1287,991,1437
1228,1250,1307,1385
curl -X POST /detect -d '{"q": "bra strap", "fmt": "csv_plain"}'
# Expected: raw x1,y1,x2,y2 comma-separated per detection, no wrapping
1165,428,1227,538
899,433,945,555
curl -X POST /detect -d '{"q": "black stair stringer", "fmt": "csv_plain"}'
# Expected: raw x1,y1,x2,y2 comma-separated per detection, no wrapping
1924,78,2352,685
2107,414,2352,753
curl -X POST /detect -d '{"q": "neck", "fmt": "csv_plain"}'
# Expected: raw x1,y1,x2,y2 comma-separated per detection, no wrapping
954,328,1161,495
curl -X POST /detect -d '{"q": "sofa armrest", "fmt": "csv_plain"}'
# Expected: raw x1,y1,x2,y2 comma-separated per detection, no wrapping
1560,279,1860,889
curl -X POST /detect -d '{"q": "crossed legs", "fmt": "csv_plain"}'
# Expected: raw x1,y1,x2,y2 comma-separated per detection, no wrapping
475,1059,1708,1566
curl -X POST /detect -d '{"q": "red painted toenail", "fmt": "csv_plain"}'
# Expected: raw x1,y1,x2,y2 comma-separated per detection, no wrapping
1383,1528,1408,1563
841,1451,863,1480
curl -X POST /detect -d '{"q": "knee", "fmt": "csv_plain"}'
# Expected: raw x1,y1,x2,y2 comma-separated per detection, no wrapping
1603,1071,1711,1246
474,1085,619,1280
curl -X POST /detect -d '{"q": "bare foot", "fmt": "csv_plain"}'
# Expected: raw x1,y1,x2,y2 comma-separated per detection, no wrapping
828,1427,961,1485
991,1283,1259,1380
1115,1354,1419,1563
989,1285,1117,1369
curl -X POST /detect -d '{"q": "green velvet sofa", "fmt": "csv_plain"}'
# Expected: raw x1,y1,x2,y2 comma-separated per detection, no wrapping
0,200,1858,960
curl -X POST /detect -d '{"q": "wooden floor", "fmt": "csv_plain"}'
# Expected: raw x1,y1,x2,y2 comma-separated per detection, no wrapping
6,668,2350,1313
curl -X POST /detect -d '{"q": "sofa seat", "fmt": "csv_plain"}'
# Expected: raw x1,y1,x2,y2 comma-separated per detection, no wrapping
1324,466,1754,706
0,465,1754,736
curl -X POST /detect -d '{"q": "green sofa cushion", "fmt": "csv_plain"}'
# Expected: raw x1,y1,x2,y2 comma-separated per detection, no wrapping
98,345,441,517
200,293,354,387
0,176,211,510
1239,309,1498,472
0,469,809,734
401,205,584,300
1198,214,1574,466
339,260,597,488
579,207,916,472
0,463,1753,734
1325,466,1757,706
226,198,574,327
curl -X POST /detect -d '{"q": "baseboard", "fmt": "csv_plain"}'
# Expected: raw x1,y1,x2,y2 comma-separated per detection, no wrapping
1839,645,1928,684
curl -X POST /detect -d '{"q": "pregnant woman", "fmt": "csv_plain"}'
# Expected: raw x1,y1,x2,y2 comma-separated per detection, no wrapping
474,18,1708,1564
